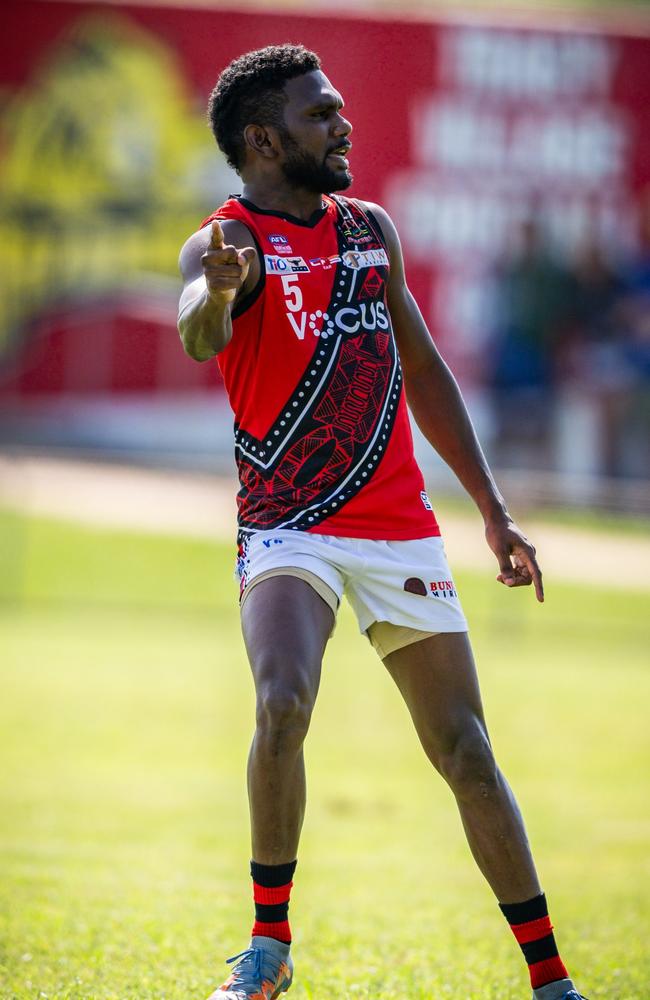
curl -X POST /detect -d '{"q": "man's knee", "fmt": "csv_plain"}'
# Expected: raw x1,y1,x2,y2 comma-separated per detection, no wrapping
435,729,499,800
254,659,317,752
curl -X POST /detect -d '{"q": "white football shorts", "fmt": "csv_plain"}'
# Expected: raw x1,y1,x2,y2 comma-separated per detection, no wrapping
235,530,468,659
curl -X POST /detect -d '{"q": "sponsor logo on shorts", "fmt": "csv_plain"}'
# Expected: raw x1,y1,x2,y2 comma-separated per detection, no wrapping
403,576,458,599
420,491,433,511
236,534,251,597
262,538,284,549
265,254,309,274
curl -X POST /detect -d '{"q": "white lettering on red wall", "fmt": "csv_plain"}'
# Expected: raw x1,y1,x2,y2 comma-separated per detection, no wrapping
386,27,638,362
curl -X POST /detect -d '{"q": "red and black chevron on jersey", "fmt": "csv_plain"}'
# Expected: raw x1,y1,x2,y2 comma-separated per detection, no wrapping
201,194,439,540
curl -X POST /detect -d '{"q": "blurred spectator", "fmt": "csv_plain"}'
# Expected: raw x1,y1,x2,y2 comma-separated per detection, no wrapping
562,199,650,480
622,185,650,299
569,236,624,348
603,189,650,478
488,218,576,468
487,210,650,481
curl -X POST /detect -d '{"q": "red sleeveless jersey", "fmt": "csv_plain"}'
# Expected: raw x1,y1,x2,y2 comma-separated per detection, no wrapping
201,194,439,540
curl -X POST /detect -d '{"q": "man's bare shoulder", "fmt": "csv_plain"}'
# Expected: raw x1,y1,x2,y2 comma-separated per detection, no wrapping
355,199,389,223
353,200,398,244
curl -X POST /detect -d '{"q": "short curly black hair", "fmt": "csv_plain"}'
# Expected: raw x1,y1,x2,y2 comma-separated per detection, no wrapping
208,45,321,173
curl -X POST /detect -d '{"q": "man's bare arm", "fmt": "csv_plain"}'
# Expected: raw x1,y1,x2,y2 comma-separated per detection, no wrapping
178,218,258,361
364,201,544,602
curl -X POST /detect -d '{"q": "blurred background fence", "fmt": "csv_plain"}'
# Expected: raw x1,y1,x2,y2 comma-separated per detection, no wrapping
1,0,649,512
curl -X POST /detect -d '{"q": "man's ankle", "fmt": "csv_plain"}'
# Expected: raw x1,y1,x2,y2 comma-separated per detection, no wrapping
532,978,576,1000
250,859,297,945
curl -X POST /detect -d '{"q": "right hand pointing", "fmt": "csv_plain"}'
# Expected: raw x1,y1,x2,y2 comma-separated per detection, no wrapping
201,220,257,304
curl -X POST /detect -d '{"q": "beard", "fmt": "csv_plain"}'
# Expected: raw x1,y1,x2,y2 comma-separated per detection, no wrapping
279,130,352,194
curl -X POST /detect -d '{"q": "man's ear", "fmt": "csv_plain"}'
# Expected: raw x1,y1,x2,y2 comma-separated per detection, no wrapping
243,124,279,159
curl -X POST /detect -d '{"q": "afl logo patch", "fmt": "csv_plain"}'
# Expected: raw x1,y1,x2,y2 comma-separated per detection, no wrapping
268,234,293,254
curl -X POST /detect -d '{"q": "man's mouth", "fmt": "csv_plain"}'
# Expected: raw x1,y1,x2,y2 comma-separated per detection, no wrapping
326,143,352,168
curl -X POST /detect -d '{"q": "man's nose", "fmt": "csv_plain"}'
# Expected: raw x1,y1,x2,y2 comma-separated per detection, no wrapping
334,114,352,137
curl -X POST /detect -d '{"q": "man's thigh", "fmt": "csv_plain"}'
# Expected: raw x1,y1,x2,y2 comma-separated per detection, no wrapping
382,632,488,758
241,574,336,703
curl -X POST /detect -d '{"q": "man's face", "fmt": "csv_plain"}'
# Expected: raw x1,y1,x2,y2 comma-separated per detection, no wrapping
277,71,353,194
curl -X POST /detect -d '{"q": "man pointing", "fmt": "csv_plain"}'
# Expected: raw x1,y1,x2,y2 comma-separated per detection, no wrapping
178,44,587,1000
179,220,256,359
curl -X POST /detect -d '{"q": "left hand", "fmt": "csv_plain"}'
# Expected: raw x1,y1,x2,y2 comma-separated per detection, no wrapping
485,518,544,603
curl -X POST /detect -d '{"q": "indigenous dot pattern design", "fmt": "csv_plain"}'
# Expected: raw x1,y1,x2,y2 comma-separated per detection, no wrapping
233,198,403,533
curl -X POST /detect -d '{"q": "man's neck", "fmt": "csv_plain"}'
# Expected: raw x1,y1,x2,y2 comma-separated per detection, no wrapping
241,181,325,221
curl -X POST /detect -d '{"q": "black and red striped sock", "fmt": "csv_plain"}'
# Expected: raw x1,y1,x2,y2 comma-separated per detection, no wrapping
250,859,297,944
499,893,569,990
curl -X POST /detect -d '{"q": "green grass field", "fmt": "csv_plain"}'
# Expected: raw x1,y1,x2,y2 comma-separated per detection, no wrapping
1,511,649,999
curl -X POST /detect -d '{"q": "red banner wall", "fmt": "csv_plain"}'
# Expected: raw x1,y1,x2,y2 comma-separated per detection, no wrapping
2,2,650,395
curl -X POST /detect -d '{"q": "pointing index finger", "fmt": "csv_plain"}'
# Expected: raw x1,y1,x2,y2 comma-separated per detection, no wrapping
521,547,544,603
210,219,225,250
